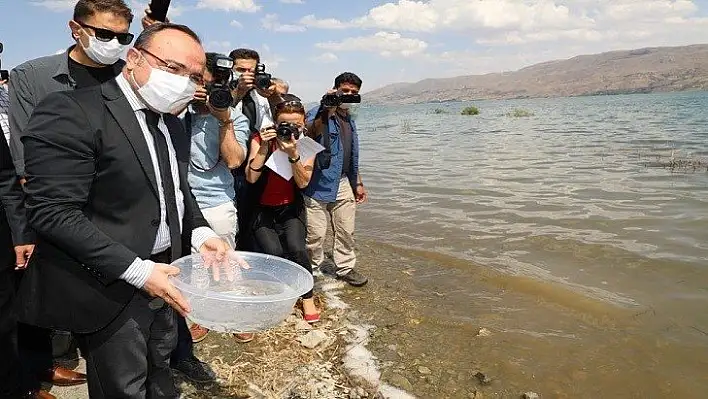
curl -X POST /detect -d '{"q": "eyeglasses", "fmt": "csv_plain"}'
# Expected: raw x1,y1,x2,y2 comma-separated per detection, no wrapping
137,48,204,85
76,21,134,45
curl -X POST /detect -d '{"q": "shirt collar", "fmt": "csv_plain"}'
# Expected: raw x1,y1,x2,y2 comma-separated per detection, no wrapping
115,73,148,112
52,46,75,81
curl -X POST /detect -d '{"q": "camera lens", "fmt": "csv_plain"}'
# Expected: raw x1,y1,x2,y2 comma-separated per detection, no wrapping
208,86,233,110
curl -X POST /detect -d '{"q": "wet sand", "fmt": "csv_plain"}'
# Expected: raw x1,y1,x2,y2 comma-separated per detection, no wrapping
344,239,708,398
47,236,708,398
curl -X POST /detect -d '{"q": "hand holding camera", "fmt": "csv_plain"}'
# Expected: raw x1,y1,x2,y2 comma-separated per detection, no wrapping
233,71,255,102
259,126,277,144
320,89,362,108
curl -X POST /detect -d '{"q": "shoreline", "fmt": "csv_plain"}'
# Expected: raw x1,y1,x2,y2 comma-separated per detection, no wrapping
49,251,418,399
48,236,708,398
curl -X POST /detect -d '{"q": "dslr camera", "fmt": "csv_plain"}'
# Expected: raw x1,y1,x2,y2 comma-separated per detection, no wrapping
0,43,9,81
206,54,235,109
254,63,272,91
321,90,361,107
276,122,301,141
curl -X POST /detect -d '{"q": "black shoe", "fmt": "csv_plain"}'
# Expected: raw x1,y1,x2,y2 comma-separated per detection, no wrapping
171,356,216,383
337,270,368,287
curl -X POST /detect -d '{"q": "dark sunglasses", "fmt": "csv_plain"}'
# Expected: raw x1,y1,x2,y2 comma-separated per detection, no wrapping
76,21,134,45
276,100,304,110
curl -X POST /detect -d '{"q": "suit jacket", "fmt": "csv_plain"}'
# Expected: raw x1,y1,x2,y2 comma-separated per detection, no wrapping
16,79,208,334
0,136,19,270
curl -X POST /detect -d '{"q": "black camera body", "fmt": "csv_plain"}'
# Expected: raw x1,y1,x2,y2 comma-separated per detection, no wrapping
254,63,272,91
321,91,361,107
276,122,300,141
0,42,8,81
207,55,235,109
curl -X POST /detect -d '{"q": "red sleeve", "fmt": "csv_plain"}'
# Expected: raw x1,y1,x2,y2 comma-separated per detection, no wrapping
251,132,262,143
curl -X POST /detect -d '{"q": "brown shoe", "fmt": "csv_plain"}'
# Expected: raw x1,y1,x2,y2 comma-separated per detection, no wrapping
26,389,56,399
233,332,255,343
40,365,87,387
189,323,209,343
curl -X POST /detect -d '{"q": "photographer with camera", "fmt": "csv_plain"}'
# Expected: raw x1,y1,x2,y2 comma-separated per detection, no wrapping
304,72,369,288
228,48,279,251
179,52,252,350
245,95,320,323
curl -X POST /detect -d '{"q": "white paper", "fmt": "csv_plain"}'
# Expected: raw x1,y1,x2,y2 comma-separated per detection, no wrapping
264,137,326,180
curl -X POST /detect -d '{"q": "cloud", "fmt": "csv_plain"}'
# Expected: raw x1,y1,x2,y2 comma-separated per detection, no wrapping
299,14,350,30
311,52,338,63
261,14,306,33
230,20,244,29
300,1,708,52
316,32,428,57
31,0,75,11
280,0,304,3
196,0,260,12
205,41,233,53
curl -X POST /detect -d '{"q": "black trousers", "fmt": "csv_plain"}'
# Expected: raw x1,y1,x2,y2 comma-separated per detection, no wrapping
0,265,22,398
252,203,313,299
77,292,178,399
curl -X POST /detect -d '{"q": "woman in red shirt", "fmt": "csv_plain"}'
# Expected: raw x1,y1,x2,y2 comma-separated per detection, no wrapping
245,98,319,322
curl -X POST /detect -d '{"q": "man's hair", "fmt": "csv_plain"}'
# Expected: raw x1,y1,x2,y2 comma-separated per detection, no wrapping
272,77,289,91
134,22,201,49
204,52,224,75
229,48,260,63
334,72,362,90
73,0,134,23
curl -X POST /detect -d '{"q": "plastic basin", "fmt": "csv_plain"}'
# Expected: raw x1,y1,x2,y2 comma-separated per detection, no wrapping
171,251,314,333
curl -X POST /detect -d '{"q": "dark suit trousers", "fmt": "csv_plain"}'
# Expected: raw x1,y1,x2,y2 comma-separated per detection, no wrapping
0,227,22,398
76,292,178,399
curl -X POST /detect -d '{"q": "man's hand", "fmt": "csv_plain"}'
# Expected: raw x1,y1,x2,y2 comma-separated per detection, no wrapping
355,184,368,204
193,86,208,103
143,263,191,316
14,244,34,270
232,71,255,102
207,103,231,124
277,136,299,159
256,83,278,99
199,237,231,281
142,7,168,29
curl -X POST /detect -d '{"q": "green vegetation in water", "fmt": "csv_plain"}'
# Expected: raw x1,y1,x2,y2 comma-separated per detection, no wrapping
461,106,480,116
430,108,448,114
505,108,535,117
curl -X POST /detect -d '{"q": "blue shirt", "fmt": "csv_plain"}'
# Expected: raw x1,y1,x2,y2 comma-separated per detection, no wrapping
185,107,249,209
304,106,360,203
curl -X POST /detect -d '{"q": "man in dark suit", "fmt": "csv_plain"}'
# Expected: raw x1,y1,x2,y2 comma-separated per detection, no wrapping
18,22,230,398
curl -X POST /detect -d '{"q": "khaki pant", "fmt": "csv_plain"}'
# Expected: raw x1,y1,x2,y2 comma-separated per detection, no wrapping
197,201,238,250
304,177,356,276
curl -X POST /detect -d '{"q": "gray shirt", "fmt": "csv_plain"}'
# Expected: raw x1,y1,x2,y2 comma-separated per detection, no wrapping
8,46,123,176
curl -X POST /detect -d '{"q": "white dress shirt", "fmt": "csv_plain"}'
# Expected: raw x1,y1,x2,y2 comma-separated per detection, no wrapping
115,74,217,288
233,89,274,130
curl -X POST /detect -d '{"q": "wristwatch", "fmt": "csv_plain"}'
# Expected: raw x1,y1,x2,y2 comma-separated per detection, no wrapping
218,119,233,127
288,155,301,163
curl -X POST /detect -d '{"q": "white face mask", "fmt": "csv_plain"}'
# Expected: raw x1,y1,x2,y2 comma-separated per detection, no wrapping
82,35,127,65
132,60,197,114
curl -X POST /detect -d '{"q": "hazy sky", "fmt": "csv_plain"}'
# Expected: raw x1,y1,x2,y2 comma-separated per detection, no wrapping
2,0,708,101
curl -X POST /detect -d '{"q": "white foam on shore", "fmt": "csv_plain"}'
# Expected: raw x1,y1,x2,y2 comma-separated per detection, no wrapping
317,277,417,399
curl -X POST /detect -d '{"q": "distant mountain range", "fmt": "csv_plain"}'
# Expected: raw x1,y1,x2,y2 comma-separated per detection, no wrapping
365,44,708,104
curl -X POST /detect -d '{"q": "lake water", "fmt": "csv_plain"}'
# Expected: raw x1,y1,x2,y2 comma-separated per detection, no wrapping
354,91,708,347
